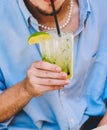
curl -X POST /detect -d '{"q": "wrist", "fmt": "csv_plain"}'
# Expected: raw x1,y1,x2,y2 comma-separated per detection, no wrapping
21,79,33,99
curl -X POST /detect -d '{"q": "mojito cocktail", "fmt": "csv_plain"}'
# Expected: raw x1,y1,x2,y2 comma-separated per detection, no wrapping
39,31,74,79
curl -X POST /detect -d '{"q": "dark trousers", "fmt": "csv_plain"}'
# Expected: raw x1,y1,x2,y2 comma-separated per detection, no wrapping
80,116,103,130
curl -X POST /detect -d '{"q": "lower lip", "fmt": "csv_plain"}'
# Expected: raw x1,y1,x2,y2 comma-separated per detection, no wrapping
44,0,56,3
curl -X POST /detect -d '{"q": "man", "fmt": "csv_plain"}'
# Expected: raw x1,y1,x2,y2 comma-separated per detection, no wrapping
0,0,107,130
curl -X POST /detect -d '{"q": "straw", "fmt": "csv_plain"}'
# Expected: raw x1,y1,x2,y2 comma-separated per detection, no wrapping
50,0,61,36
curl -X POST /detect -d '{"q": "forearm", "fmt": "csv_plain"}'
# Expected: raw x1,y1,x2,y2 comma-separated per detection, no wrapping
0,79,32,122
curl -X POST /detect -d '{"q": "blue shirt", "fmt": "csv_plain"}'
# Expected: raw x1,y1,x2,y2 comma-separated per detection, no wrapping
0,0,107,130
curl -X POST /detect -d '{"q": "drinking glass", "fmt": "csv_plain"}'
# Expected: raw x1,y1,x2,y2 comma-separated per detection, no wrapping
39,31,74,79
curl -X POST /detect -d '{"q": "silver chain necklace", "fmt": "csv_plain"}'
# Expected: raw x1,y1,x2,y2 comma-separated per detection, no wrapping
38,0,74,30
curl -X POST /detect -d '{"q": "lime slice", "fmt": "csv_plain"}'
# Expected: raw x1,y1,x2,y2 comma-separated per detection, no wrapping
28,32,52,45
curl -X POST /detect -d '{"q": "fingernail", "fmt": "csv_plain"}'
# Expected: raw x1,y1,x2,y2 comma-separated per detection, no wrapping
62,73,67,77
55,67,61,72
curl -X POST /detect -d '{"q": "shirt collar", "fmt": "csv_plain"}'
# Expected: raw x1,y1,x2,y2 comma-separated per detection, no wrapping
17,0,38,27
79,0,91,13
87,0,91,12
74,0,91,36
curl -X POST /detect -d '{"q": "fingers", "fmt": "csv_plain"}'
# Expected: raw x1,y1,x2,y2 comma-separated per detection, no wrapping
31,61,61,72
28,61,67,79
34,77,69,86
29,68,67,79
25,76,68,97
25,60,69,97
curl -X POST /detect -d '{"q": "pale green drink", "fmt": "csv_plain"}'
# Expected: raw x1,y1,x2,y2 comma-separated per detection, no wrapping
39,31,74,79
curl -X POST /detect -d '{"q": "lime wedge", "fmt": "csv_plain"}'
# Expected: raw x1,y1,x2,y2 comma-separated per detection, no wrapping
28,32,52,45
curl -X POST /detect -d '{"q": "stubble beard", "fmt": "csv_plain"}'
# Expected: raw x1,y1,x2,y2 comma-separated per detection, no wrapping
36,5,62,16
